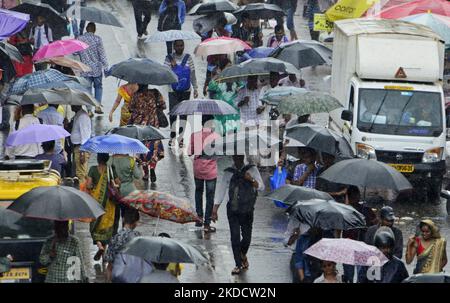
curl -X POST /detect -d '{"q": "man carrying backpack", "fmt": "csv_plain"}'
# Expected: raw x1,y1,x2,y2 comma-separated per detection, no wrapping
212,155,265,275
164,39,198,147
29,15,53,71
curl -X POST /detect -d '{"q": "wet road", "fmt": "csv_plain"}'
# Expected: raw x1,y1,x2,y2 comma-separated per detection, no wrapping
1,0,450,282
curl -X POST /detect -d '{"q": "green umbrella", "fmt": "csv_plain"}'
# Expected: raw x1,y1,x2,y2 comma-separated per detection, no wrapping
277,92,342,116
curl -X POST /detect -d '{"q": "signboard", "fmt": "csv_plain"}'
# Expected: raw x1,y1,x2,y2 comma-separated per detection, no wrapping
325,0,380,22
314,14,334,32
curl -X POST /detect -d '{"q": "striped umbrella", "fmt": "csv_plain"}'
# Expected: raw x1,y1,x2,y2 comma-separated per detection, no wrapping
169,99,238,116
80,134,149,155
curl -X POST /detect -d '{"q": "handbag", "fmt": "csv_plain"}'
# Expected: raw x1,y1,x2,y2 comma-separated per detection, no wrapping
269,166,288,208
107,166,122,203
156,98,169,128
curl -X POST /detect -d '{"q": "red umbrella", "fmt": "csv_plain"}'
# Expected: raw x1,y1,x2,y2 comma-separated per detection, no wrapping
372,0,450,19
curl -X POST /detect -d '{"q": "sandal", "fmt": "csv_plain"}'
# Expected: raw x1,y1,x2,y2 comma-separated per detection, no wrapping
93,249,104,261
204,225,216,233
241,254,249,270
231,267,242,275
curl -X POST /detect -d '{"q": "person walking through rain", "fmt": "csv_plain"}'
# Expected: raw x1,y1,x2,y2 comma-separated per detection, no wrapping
212,155,265,275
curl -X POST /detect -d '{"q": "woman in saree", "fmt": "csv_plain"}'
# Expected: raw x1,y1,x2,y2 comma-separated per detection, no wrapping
208,58,243,136
86,153,121,261
109,83,139,126
406,219,447,274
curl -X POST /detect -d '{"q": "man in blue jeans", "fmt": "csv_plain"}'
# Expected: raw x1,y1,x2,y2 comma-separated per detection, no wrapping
77,22,109,116
271,0,298,41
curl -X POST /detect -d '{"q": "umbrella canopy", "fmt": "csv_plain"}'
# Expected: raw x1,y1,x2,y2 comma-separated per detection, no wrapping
122,236,208,265
304,238,389,266
7,186,105,221
246,47,274,59
81,134,149,155
194,37,251,57
403,273,450,283
169,99,238,116
32,80,91,93
6,124,70,147
270,40,332,70
265,184,333,206
277,92,342,116
121,190,200,224
373,0,450,19
0,41,24,63
107,125,167,141
106,58,178,85
41,56,92,73
216,57,299,82
69,6,123,27
193,12,237,34
146,30,200,43
0,8,30,40
290,199,367,231
11,1,69,40
189,0,238,15
234,3,286,20
8,69,71,95
401,13,450,46
260,86,307,106
20,87,100,107
32,39,89,62
319,159,413,191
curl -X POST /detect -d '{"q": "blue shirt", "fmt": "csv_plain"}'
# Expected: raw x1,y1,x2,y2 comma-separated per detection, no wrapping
294,234,312,277
77,33,109,78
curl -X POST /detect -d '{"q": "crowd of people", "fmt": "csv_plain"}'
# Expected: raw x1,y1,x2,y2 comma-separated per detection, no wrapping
0,0,448,284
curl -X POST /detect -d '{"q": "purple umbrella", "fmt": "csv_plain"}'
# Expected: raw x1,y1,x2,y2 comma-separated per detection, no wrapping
0,9,30,40
6,124,70,147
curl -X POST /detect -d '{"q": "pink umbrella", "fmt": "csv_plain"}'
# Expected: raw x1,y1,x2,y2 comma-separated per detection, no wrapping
372,0,450,19
304,238,389,266
32,39,89,62
194,37,251,57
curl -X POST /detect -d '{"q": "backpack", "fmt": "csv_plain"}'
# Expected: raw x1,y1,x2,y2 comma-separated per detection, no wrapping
157,5,180,32
167,54,191,92
226,164,258,214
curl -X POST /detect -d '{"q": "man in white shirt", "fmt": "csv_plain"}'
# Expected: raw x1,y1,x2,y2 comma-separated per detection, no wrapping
5,105,43,159
29,15,53,71
70,105,91,183
278,74,305,88
235,76,265,128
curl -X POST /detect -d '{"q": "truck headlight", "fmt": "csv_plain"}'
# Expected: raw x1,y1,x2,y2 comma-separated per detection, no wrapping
422,147,443,163
356,143,377,160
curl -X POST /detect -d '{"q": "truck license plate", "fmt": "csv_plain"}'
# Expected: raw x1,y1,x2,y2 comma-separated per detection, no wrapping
388,164,414,173
0,268,31,283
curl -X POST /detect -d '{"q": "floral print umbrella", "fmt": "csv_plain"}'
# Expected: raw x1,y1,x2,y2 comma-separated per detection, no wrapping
277,91,342,116
121,190,200,224
304,238,389,266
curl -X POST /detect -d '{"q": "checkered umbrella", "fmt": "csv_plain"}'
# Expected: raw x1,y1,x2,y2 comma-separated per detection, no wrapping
8,69,71,95
80,134,149,155
169,99,238,116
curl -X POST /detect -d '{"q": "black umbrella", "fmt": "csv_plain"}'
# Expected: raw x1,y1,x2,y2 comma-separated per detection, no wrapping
290,199,367,231
319,159,413,191
189,0,239,15
20,87,100,107
7,186,105,221
66,6,123,28
121,236,209,265
216,57,298,83
285,124,352,158
107,125,167,141
0,41,24,63
403,273,450,283
106,58,178,85
270,40,332,69
265,184,333,206
12,1,69,40
233,3,286,20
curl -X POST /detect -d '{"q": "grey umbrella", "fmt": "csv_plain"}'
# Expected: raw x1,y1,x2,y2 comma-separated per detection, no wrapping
106,58,178,85
270,40,332,69
20,87,100,107
265,184,333,206
188,0,239,15
0,41,24,63
169,99,238,115
403,273,450,283
7,186,105,221
233,3,286,20
107,125,167,141
319,159,413,191
216,57,299,83
67,6,123,27
121,236,209,265
285,123,353,158
145,30,200,43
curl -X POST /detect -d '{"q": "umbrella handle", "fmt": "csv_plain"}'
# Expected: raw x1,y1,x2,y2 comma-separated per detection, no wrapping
153,213,160,236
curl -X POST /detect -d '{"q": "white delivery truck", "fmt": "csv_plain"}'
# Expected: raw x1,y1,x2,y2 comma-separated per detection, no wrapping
328,19,447,201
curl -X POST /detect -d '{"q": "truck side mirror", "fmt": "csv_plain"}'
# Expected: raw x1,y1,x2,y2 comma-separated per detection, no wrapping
341,110,353,122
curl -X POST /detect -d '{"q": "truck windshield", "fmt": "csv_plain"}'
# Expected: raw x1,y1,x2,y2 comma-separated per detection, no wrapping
0,204,53,239
357,89,443,137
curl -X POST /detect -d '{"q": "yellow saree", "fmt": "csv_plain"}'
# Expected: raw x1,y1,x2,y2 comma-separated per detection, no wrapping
118,86,133,127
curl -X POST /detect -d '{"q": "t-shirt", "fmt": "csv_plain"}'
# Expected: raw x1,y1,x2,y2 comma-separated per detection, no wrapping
35,153,66,174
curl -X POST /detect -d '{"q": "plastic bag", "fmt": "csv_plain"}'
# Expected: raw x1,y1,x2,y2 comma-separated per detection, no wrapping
269,167,288,208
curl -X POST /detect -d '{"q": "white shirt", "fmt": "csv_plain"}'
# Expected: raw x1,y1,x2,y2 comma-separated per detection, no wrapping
214,165,265,205
278,76,302,88
5,115,43,159
37,107,64,153
29,25,53,49
235,87,264,127
70,110,91,145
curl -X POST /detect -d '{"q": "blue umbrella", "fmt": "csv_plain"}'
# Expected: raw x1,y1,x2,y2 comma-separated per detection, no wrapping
81,134,149,155
8,69,71,95
0,9,30,40
145,30,200,43
401,13,450,47
246,47,274,59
